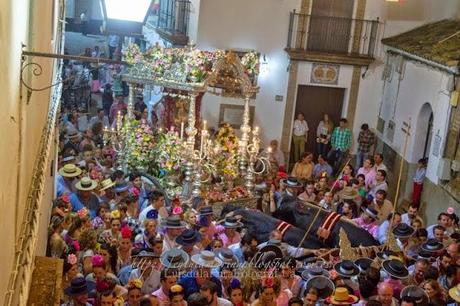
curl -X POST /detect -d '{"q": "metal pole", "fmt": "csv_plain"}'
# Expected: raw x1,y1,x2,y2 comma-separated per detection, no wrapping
22,50,127,65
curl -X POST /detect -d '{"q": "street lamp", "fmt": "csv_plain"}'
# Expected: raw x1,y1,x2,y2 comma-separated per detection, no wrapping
100,0,153,35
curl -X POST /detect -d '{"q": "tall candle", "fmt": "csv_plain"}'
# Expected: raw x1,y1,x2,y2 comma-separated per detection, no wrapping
180,122,184,140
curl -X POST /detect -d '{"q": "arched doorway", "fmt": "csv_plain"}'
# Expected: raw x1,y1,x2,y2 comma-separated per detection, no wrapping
413,103,433,161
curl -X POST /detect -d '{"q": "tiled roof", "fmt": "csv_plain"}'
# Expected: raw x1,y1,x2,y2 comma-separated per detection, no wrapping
381,19,460,68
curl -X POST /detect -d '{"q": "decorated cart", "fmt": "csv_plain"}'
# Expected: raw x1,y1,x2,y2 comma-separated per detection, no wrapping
104,43,274,209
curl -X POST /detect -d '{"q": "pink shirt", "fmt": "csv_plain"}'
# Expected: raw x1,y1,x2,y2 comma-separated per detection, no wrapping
217,230,241,248
352,217,378,238
357,167,376,188
152,287,169,306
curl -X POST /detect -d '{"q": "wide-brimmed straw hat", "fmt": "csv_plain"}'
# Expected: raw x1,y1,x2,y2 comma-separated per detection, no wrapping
392,223,415,239
59,164,82,178
161,215,187,229
281,177,303,189
99,178,116,191
64,277,95,296
338,187,358,200
327,287,359,305
449,284,460,303
75,177,97,191
401,285,429,305
382,259,409,279
191,250,223,268
305,275,335,299
333,260,359,278
160,248,189,268
175,229,202,247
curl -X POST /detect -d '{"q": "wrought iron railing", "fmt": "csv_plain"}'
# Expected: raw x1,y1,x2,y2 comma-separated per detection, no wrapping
286,12,380,57
157,0,191,35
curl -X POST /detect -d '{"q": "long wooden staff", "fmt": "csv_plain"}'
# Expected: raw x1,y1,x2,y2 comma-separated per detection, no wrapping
385,119,411,250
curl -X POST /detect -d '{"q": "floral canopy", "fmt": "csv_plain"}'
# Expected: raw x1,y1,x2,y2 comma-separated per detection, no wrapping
123,44,260,92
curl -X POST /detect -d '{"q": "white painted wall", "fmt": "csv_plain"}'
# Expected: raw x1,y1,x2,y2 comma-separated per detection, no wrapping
352,0,460,157
196,0,301,145
188,0,201,44
377,57,452,183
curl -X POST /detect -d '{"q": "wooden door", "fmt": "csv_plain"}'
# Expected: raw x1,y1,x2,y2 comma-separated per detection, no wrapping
290,85,345,167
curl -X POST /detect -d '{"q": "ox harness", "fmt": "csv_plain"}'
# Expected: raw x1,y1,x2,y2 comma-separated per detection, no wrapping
275,221,292,238
316,211,341,240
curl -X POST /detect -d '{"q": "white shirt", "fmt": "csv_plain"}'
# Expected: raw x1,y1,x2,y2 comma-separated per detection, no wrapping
89,115,110,129
293,120,309,137
375,163,388,172
217,298,232,306
377,220,390,244
368,181,388,198
401,213,424,227
129,268,161,295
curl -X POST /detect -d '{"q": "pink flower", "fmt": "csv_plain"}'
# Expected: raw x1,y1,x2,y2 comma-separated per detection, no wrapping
67,254,77,265
447,207,455,214
172,207,183,215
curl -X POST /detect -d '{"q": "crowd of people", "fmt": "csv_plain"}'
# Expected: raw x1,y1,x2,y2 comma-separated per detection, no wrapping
50,45,460,306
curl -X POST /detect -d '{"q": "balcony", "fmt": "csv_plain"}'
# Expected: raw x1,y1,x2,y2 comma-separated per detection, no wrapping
156,0,190,46
285,12,380,66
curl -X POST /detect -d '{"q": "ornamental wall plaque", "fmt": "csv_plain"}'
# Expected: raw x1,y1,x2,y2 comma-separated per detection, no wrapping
310,63,340,85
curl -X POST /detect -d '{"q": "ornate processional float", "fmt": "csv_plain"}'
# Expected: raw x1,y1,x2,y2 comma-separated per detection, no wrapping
103,43,273,209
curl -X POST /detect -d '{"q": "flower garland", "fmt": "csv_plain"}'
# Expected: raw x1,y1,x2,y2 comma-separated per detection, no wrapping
241,51,260,77
153,130,186,175
122,119,156,171
124,44,143,65
212,123,239,180
124,44,259,85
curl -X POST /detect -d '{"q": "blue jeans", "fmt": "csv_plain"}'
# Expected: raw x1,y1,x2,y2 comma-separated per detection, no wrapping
317,142,330,158
356,150,369,169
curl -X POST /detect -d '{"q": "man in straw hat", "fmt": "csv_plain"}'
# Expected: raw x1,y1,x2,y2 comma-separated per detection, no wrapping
98,177,116,208
325,287,358,305
69,177,100,218
178,250,223,298
56,164,82,197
